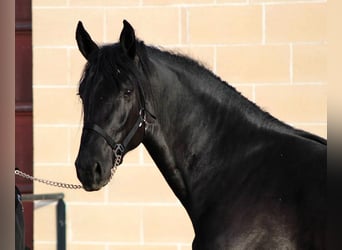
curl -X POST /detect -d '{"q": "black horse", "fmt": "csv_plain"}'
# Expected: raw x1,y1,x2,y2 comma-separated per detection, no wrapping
75,20,326,250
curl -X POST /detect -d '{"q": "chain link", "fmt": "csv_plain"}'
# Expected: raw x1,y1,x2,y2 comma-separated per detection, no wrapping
110,144,123,182
15,159,120,190
14,146,123,189
15,169,84,189
107,155,120,182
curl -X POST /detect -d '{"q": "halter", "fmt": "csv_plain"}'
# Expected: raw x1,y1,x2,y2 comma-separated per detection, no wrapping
82,74,154,169
83,108,146,166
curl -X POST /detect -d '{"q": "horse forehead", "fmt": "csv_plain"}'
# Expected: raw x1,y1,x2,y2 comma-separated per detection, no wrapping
81,45,137,94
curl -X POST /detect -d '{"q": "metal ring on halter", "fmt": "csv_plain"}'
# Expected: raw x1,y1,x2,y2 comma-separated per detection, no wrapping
113,144,125,158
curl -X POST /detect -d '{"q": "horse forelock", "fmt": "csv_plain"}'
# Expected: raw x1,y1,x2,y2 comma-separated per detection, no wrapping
78,44,134,98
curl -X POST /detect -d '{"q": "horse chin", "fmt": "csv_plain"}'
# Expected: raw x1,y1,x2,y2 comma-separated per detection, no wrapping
83,185,101,192
82,178,110,192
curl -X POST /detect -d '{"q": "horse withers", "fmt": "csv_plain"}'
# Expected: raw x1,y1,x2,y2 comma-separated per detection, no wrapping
74,20,326,249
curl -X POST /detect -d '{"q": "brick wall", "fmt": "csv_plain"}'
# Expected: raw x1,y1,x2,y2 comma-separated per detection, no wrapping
32,0,326,249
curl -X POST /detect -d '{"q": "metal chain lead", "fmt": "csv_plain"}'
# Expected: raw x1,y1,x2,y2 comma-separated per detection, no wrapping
109,144,123,182
15,169,83,189
14,145,124,189
15,157,121,190
109,151,122,181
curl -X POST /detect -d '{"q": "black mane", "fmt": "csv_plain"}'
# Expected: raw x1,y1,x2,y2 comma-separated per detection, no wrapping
143,44,299,136
148,45,327,145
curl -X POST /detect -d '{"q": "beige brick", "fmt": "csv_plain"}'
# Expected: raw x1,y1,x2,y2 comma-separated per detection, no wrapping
33,9,104,46
69,245,106,250
65,184,107,203
143,206,194,242
70,48,87,86
69,0,140,6
180,246,192,250
106,0,140,5
188,6,262,44
34,243,56,250
143,0,214,4
34,127,69,163
33,87,82,124
33,0,67,7
252,0,311,2
266,3,326,43
69,205,141,242
108,246,178,250
180,8,188,44
108,166,178,203
34,204,56,241
34,48,68,85
293,44,327,82
216,45,290,83
67,0,106,5
216,0,249,3
255,84,327,123
105,8,179,45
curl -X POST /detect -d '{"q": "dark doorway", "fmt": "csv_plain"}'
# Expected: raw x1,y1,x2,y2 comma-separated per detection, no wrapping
15,0,33,249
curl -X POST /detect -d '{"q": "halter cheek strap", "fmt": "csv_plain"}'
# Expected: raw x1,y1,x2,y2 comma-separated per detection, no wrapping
83,109,145,162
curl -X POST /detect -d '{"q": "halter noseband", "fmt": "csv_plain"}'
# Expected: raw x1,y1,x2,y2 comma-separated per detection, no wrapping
83,108,146,164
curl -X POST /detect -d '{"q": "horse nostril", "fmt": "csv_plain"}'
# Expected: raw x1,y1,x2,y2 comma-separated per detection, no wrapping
94,162,102,177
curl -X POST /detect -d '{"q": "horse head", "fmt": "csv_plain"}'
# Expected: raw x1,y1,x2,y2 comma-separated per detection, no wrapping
75,20,146,191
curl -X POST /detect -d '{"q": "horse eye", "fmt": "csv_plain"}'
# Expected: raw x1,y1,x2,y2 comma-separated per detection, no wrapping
124,89,132,97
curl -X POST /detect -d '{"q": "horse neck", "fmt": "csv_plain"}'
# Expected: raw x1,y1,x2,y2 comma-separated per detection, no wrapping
141,49,283,221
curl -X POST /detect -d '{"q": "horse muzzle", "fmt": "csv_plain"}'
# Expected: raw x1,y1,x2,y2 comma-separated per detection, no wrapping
75,157,111,191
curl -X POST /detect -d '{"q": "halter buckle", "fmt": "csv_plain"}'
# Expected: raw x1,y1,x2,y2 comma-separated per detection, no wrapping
113,144,125,158
138,109,147,127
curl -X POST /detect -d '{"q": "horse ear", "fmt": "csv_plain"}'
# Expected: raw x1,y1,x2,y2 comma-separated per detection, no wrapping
76,21,99,60
119,20,136,59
